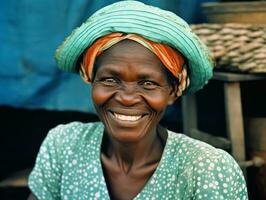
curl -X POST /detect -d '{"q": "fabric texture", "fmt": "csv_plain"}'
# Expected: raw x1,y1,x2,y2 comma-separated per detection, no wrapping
55,0,213,94
28,122,248,199
81,32,189,97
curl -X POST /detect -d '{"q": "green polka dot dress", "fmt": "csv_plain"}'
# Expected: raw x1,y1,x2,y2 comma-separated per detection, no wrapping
28,122,248,199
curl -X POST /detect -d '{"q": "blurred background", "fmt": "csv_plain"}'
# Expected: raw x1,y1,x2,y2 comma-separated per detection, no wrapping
0,0,266,199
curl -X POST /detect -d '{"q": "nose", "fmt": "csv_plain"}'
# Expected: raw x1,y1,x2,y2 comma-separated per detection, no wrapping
115,83,141,106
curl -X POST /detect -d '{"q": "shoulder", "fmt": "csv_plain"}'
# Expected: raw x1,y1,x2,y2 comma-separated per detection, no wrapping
167,130,244,181
46,121,102,140
167,131,247,198
28,122,103,199
41,121,103,152
167,130,223,159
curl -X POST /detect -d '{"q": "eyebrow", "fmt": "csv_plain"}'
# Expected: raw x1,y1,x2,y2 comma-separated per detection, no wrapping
137,73,158,80
95,66,121,77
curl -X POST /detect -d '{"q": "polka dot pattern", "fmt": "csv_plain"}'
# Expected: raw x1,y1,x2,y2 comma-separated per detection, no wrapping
28,122,248,199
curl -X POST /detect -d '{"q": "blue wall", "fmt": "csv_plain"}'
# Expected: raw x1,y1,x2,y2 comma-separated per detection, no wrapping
0,0,218,112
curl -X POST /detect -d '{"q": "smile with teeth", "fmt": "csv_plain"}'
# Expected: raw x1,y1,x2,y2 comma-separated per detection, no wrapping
113,112,142,122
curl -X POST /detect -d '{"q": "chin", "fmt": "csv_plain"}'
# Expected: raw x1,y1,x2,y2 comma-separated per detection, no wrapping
103,122,152,143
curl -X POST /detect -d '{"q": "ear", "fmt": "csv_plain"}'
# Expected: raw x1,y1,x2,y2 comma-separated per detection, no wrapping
168,83,179,105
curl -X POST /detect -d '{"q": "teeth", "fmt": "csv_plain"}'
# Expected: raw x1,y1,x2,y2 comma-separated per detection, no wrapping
114,113,142,121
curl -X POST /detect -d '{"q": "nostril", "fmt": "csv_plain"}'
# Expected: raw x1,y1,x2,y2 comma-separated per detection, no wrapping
115,90,140,106
114,83,142,106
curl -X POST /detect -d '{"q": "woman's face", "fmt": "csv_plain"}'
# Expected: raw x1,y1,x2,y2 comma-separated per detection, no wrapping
92,40,177,143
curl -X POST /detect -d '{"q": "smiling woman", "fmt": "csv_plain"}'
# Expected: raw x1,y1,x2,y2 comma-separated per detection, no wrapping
92,40,176,144
28,1,248,200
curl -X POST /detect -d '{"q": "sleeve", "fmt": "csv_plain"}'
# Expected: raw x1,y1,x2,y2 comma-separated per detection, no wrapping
28,125,64,200
192,149,248,200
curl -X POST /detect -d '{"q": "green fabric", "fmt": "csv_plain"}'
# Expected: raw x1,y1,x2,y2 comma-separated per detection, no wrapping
55,1,213,94
28,122,248,199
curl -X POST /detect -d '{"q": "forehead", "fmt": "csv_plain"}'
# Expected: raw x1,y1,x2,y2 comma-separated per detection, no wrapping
94,40,169,77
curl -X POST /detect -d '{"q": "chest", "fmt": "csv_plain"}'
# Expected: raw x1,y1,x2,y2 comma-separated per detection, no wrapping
60,160,188,200
58,127,189,199
102,162,159,200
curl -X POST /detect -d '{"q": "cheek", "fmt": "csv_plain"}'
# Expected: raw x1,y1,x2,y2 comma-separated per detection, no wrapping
91,85,114,106
144,91,171,112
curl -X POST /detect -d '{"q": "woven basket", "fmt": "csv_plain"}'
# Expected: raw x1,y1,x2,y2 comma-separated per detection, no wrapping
192,23,266,73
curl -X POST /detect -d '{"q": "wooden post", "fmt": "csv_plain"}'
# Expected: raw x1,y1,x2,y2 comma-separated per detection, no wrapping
224,82,246,178
224,82,246,162
181,94,197,136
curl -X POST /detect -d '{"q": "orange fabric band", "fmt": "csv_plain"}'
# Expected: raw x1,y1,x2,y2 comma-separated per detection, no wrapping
80,33,189,96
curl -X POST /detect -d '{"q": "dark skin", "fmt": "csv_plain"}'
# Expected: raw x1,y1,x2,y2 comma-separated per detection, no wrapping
92,40,178,199
28,40,178,200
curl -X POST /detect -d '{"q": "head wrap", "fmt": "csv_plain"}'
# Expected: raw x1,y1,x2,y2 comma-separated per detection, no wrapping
55,1,213,95
80,33,190,96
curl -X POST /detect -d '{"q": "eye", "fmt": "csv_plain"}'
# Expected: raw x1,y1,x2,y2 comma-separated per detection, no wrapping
101,77,119,86
141,80,158,90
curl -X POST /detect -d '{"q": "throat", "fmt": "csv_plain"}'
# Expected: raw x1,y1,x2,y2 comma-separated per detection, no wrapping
101,151,160,200
100,126,168,199
101,129,164,173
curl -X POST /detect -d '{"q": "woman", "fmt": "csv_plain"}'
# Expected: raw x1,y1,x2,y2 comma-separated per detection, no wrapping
28,1,248,199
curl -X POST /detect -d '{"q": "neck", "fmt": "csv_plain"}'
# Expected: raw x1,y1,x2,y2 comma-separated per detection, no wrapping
101,126,165,174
